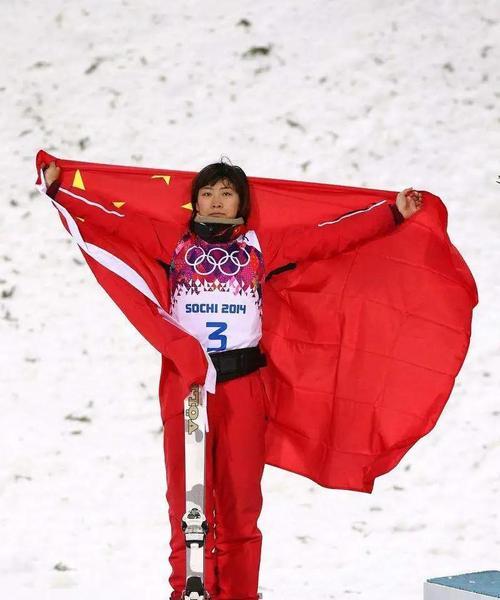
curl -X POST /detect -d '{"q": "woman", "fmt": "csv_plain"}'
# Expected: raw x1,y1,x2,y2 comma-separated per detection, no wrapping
42,158,423,600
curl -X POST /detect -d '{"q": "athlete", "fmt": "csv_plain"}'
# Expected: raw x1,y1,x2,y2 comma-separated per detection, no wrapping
41,159,423,600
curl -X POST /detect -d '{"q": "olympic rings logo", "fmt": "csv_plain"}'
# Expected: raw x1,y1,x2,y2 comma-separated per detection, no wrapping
184,245,250,276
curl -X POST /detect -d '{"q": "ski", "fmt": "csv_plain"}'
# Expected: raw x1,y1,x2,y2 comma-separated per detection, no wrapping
181,384,210,600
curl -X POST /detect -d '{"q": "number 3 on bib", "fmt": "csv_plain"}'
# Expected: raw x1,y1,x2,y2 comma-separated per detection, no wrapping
206,322,228,352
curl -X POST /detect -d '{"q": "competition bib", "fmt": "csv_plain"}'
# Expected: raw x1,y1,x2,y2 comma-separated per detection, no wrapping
169,230,265,352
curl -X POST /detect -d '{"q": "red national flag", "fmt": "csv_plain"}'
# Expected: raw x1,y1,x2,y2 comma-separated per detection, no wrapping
35,149,478,493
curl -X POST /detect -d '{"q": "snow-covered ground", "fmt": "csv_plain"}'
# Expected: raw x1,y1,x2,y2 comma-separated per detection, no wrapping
1,1,499,598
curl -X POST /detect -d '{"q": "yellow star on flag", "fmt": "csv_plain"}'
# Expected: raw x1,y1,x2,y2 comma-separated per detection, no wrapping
151,175,171,185
72,169,85,190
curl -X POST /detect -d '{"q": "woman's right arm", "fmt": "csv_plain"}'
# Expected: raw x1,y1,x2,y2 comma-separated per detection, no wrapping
40,160,173,259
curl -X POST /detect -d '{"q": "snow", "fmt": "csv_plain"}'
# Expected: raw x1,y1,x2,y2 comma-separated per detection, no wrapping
1,1,499,598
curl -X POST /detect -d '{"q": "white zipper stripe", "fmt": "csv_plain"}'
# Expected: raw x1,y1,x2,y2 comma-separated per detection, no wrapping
58,185,125,217
317,199,387,227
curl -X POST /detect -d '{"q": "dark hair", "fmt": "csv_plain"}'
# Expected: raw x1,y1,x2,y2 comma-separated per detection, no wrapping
189,159,251,227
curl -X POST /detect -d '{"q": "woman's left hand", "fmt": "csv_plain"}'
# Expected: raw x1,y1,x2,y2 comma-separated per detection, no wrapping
396,187,424,219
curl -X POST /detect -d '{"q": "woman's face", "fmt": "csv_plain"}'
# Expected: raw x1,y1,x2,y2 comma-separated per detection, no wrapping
195,178,240,219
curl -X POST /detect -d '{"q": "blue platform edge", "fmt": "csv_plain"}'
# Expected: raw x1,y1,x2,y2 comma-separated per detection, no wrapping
427,571,500,597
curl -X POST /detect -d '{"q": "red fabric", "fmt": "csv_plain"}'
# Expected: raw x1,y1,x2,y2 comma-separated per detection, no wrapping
35,149,478,493
162,367,267,600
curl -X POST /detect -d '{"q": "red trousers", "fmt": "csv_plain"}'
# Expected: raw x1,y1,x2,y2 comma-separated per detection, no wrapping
160,363,268,600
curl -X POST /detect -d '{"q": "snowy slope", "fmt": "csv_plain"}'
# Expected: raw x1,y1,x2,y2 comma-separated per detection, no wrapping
1,1,499,599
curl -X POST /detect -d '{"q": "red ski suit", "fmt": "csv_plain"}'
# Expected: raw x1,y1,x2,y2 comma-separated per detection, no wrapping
160,201,402,600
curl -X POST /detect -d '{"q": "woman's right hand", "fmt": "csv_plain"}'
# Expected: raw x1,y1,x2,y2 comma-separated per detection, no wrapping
41,160,61,187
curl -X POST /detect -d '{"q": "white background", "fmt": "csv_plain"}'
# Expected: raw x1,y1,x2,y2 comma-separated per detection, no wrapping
1,1,498,598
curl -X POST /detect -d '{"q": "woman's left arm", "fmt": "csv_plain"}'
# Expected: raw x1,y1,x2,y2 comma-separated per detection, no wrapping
260,188,423,276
